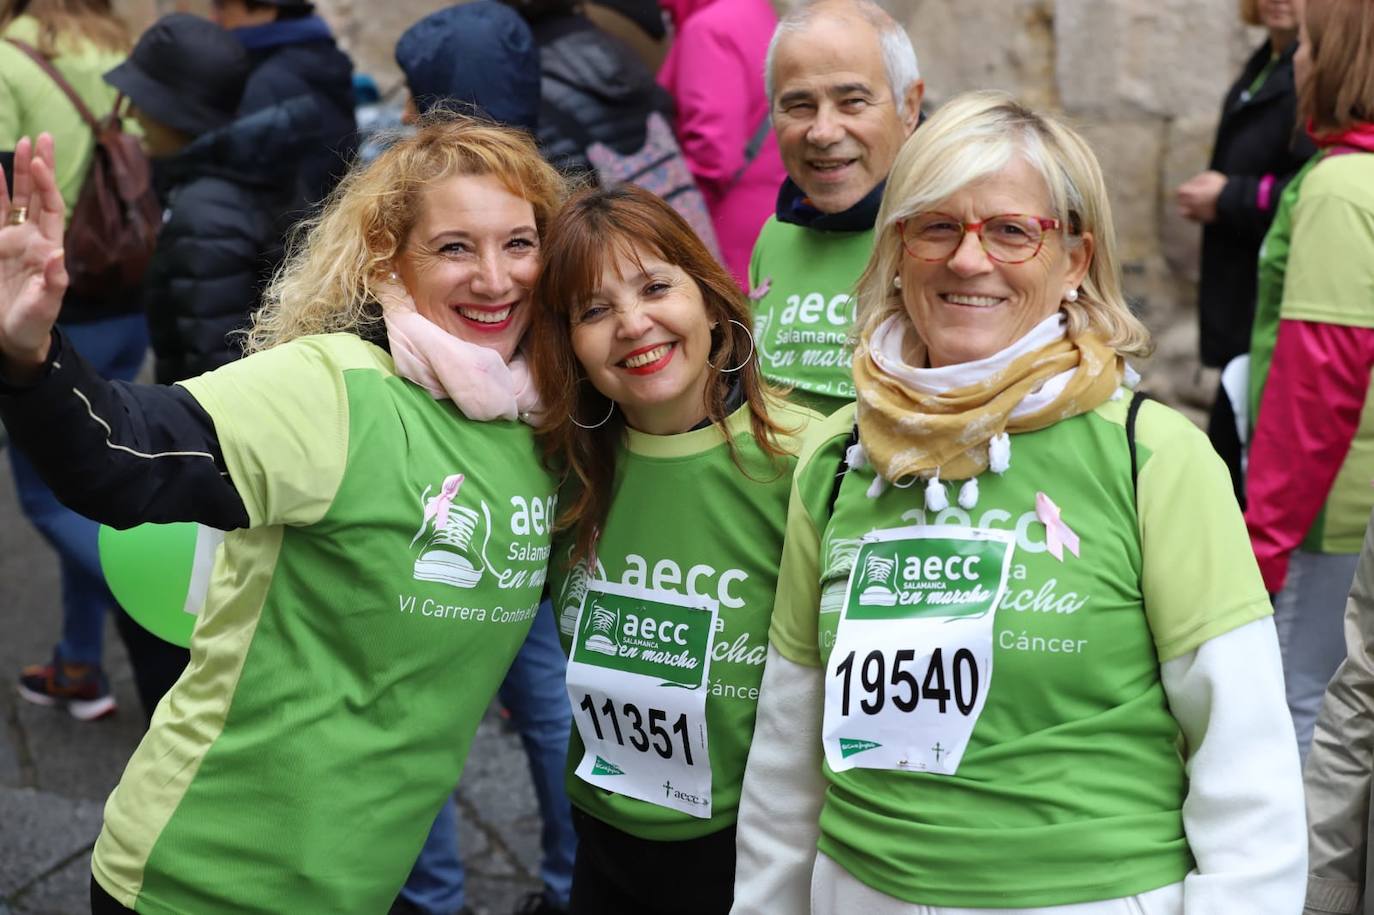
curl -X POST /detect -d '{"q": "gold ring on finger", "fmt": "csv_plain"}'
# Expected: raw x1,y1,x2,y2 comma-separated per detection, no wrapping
5,206,28,226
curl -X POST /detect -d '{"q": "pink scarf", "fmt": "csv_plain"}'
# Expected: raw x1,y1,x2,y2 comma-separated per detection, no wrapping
1308,120,1374,152
380,285,543,426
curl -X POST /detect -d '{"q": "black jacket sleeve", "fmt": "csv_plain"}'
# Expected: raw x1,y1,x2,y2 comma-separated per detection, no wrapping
143,176,274,384
0,329,250,531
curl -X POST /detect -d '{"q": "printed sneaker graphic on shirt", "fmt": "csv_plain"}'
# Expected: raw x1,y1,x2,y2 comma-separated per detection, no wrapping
584,599,620,656
856,553,899,607
409,473,493,590
558,551,609,636
820,536,865,616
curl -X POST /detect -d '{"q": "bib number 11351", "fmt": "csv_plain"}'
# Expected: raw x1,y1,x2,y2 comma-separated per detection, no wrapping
566,580,717,818
822,526,1013,775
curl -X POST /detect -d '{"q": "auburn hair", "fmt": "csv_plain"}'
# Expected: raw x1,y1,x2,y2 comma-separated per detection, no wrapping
529,184,790,563
1299,0,1374,134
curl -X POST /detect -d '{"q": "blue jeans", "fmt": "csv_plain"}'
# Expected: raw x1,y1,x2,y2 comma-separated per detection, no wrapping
401,600,577,913
9,314,148,665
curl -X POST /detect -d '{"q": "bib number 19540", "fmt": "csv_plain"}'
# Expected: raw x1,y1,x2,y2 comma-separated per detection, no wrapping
834,646,980,718
822,526,1013,775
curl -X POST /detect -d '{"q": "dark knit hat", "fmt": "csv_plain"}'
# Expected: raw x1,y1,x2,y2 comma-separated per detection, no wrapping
104,14,249,137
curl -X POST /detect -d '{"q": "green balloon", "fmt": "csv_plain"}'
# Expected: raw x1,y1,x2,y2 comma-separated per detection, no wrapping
99,522,202,648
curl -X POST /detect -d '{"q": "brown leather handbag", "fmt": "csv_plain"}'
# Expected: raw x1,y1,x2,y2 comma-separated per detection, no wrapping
6,38,161,299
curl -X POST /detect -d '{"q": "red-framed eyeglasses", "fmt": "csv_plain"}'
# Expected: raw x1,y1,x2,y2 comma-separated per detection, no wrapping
897,213,1063,265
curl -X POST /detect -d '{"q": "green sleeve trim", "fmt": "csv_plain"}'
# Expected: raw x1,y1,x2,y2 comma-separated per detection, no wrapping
1153,595,1273,662
1131,398,1272,661
767,491,824,669
766,405,855,669
1277,302,1374,328
177,337,360,529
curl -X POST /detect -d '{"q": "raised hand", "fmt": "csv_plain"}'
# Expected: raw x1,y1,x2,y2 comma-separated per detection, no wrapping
0,133,68,380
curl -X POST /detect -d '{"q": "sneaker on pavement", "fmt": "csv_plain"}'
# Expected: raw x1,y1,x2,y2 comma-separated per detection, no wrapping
513,892,568,915
17,653,117,721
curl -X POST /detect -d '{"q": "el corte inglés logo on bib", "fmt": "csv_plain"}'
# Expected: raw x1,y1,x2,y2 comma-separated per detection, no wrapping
591,756,625,776
839,738,883,758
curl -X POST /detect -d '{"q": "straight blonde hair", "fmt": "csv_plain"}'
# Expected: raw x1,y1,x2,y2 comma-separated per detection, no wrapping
853,90,1152,359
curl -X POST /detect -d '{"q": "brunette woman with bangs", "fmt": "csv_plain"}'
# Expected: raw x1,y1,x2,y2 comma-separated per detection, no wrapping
528,184,820,914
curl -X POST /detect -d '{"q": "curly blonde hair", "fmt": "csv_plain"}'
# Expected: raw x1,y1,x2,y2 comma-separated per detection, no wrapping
853,90,1152,359
245,113,566,354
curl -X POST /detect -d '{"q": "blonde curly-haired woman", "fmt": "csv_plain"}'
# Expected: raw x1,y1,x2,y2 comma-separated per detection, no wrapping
0,115,566,914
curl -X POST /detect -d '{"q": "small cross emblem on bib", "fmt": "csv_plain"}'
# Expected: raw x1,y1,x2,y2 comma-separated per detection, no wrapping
931,743,946,762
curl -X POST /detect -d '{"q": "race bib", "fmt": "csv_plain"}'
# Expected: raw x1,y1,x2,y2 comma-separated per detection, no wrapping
566,580,718,817
822,526,1014,775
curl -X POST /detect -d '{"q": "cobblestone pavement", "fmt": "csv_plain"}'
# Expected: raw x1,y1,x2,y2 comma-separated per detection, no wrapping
0,448,544,915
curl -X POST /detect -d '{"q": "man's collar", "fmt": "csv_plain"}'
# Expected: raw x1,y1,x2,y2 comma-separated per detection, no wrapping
775,177,885,233
231,15,332,51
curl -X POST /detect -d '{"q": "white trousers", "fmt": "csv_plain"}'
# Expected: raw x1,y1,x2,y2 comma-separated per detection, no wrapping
810,853,1185,915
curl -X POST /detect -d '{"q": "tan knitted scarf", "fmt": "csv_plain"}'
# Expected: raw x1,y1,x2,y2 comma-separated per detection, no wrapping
852,317,1124,483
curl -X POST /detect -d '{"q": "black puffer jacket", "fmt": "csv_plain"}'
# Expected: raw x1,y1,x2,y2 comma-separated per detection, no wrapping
528,14,674,179
142,97,320,384
233,15,357,206
1198,40,1315,368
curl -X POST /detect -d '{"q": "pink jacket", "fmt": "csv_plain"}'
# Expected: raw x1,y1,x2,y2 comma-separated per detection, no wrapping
1245,320,1374,592
659,0,786,288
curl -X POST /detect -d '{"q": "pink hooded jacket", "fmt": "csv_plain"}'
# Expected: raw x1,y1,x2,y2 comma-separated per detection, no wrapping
658,0,786,288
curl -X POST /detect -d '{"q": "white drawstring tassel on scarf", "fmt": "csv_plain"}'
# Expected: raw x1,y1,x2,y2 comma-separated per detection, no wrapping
846,441,869,471
867,475,889,499
989,433,1011,474
957,477,979,509
925,472,949,512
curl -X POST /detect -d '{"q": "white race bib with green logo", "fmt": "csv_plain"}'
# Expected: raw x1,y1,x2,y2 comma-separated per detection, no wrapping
566,580,718,818
822,526,1014,775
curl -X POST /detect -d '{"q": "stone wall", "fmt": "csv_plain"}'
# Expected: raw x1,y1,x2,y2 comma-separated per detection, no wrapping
113,0,1266,416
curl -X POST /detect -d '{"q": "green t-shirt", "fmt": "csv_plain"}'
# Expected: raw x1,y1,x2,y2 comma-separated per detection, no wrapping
770,399,1270,907
0,18,131,221
550,398,819,840
748,216,874,416
92,335,557,915
1250,151,1374,554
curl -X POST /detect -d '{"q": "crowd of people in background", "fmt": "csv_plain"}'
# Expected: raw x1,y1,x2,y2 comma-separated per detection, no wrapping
0,0,1372,913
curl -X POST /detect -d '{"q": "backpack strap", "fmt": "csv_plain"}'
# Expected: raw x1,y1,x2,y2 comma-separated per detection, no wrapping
827,423,861,517
4,38,102,131
729,114,773,187
1126,389,1156,494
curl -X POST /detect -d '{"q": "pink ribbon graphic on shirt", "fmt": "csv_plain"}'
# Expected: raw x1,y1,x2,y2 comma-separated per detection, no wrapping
1035,491,1080,562
747,276,772,301
424,473,465,531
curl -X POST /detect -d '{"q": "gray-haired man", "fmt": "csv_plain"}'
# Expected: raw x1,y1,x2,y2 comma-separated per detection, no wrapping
748,0,922,415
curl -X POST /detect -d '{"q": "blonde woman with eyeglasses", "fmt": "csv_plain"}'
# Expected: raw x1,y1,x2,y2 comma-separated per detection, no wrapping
731,91,1306,915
